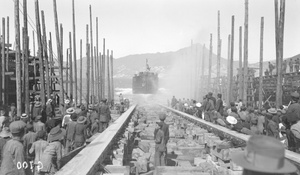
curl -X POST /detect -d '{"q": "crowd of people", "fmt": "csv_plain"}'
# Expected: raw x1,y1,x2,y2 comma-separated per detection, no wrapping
0,95,129,175
169,91,300,153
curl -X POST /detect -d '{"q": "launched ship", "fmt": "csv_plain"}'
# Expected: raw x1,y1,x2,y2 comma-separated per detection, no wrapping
132,59,159,94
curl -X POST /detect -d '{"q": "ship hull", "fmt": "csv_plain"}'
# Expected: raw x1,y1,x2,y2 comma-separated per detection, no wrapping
132,72,158,94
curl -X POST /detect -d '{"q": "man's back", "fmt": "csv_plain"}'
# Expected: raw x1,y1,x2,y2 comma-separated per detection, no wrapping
66,121,77,140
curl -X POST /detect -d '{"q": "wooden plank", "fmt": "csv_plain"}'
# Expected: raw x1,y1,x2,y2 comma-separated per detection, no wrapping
159,104,300,165
56,105,137,175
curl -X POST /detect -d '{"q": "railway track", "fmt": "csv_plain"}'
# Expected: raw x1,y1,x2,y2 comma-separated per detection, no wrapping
56,103,300,175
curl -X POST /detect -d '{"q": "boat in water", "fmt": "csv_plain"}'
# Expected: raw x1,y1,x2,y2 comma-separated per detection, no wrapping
132,59,159,94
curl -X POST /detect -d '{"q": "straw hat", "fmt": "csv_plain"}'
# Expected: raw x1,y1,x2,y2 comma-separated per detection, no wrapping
196,103,201,107
34,101,42,107
65,99,70,104
49,127,65,142
77,116,87,124
184,103,188,107
66,108,75,114
21,113,28,119
232,135,297,174
226,116,237,125
268,108,277,114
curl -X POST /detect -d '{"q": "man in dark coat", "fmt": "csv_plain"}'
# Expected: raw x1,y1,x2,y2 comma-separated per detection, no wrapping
215,93,224,115
98,99,111,133
208,92,216,107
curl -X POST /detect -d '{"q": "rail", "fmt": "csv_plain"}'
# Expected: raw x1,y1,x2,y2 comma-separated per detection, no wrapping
55,105,137,175
159,104,300,166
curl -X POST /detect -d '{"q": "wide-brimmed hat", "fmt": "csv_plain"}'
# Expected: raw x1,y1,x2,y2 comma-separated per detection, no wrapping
65,99,70,104
36,115,42,120
232,135,297,174
49,127,65,142
9,121,26,134
184,103,188,107
196,103,201,107
268,108,277,114
291,91,300,98
0,127,12,138
66,107,75,114
70,113,78,121
21,113,28,119
77,116,87,124
226,116,237,125
34,101,42,107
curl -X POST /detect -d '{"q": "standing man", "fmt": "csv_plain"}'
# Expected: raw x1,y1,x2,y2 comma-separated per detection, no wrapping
154,121,166,167
154,112,169,165
119,93,124,103
171,96,177,109
98,99,111,133
0,121,27,174
289,59,294,73
215,94,224,115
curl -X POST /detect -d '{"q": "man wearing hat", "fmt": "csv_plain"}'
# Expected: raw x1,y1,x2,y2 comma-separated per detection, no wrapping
73,116,87,149
87,104,98,130
284,91,300,151
65,113,78,154
231,135,297,175
0,121,26,174
215,93,224,115
0,127,11,165
62,107,75,128
154,112,169,165
32,101,43,120
23,123,37,160
154,121,166,167
33,115,46,133
98,99,111,133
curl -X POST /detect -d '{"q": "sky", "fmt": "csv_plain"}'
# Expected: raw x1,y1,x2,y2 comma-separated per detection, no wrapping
0,0,299,63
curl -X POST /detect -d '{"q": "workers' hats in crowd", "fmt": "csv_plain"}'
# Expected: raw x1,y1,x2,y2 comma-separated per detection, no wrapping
77,116,87,124
226,116,237,125
36,130,47,139
196,103,201,107
26,123,33,130
36,115,42,120
66,107,75,114
231,135,297,174
88,104,94,110
21,113,28,119
9,120,26,134
0,127,12,138
70,113,78,121
34,101,42,107
268,108,277,114
278,109,286,114
159,112,166,121
291,91,300,98
291,121,300,139
101,98,107,103
49,126,65,142
184,103,188,107
65,99,70,104
47,99,52,103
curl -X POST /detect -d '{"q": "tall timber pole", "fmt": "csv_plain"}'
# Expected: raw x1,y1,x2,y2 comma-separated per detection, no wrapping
23,0,29,114
276,0,285,107
96,17,100,102
275,0,279,75
107,49,111,103
89,5,94,104
66,49,69,97
2,18,6,104
72,0,78,105
94,47,98,102
80,39,82,104
99,52,102,100
69,32,73,101
259,17,264,109
238,26,243,101
226,35,231,106
208,34,212,89
60,24,64,101
15,0,22,116
49,33,54,90
229,16,235,102
35,0,45,106
217,11,221,93
102,39,106,99
6,17,9,71
33,31,37,91
41,11,50,99
111,50,114,102
243,0,249,106
86,25,90,104
53,0,64,109
201,44,205,97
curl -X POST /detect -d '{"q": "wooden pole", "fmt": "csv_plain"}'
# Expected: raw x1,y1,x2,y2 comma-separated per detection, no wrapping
238,26,243,101
6,17,9,71
15,0,22,116
35,0,45,106
53,0,64,109
2,18,6,104
60,24,64,102
89,5,94,104
66,49,69,97
208,34,212,89
41,11,50,99
229,16,235,102
243,0,249,106
201,44,205,97
69,32,73,101
80,39,82,104
275,0,279,75
23,0,29,114
86,25,90,104
99,52,102,100
217,10,221,93
276,0,285,107
102,38,105,99
96,17,100,102
95,46,99,103
226,34,231,106
72,0,78,105
259,17,264,109
107,49,111,103
49,33,54,91
33,31,37,91
111,50,114,102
